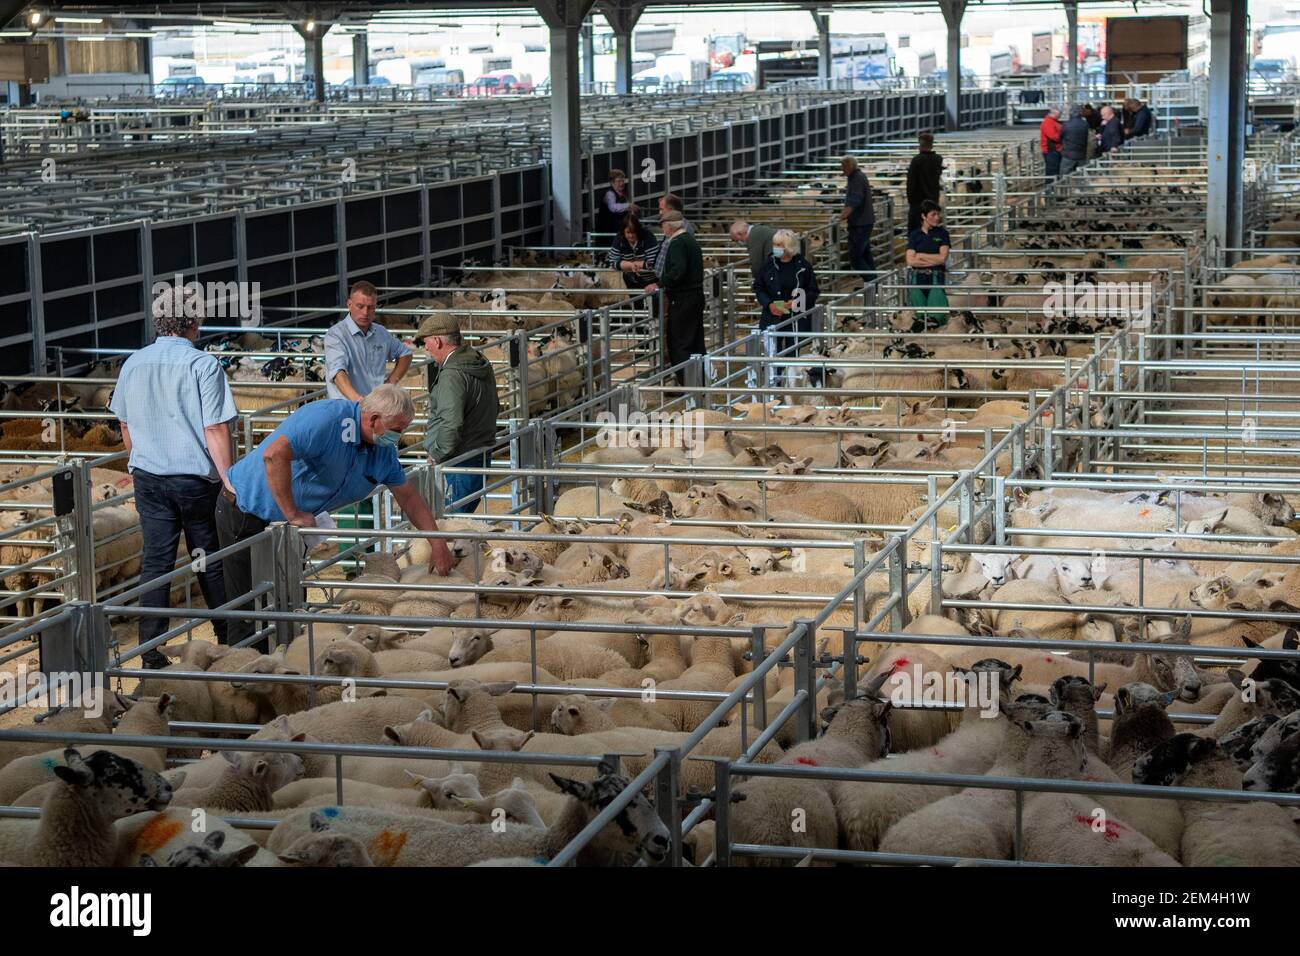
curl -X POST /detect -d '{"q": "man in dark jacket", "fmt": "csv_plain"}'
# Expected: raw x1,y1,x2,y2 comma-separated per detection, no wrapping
838,155,875,281
905,133,943,231
1098,105,1124,154
657,211,705,385
1124,97,1153,139
1059,106,1090,175
423,314,501,513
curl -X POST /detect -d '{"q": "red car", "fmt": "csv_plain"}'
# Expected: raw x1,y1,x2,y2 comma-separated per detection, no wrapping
467,71,534,95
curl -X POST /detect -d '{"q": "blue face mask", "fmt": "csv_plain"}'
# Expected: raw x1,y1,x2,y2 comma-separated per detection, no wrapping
373,430,402,448
772,247,783,258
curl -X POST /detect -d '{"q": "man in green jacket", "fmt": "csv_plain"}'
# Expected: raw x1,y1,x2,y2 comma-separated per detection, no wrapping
729,220,778,278
422,315,501,513
656,211,706,385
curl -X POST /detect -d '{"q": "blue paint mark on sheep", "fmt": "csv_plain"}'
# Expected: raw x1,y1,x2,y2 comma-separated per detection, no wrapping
320,806,340,818
42,757,57,771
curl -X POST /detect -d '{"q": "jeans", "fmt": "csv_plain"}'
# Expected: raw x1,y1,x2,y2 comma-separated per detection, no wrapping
443,452,486,514
908,269,949,327
214,491,270,649
1044,150,1062,177
132,470,228,648
847,224,875,281
1060,156,1083,175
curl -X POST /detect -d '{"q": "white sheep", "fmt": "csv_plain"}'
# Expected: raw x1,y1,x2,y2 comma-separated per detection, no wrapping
0,749,174,866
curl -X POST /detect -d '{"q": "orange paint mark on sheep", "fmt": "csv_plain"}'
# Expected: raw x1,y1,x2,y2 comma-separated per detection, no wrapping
368,829,407,865
1138,508,1152,517
133,814,182,856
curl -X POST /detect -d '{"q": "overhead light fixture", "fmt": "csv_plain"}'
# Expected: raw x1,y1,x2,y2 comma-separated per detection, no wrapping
116,31,155,38
76,35,107,41
306,20,316,33
28,11,41,26
213,20,252,29
0,28,33,36
54,16,104,24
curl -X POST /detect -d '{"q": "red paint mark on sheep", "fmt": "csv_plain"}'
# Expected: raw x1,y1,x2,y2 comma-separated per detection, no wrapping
133,814,182,856
792,756,819,766
368,829,408,865
1074,815,1127,843
892,657,910,670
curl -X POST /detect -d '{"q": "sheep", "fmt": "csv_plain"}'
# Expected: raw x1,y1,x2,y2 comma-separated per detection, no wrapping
0,694,176,803
833,666,1044,853
1242,722,1300,792
275,831,376,866
112,807,279,867
1107,683,1178,780
1018,716,1181,867
266,761,670,866
1207,673,1300,737
720,680,894,867
549,694,678,733
0,749,174,866
877,707,1088,863
1133,734,1300,865
140,829,261,868
0,691,129,770
169,745,306,813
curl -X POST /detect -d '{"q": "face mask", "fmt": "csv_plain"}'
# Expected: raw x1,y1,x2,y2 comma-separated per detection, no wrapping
373,428,402,448
772,247,784,258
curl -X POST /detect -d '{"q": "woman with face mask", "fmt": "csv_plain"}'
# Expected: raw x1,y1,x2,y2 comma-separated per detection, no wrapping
904,200,951,328
752,229,821,389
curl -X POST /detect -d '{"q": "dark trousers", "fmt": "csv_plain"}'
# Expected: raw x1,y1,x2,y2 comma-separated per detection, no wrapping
214,491,270,649
665,288,706,386
847,224,876,281
1044,150,1062,177
132,470,228,647
907,205,923,232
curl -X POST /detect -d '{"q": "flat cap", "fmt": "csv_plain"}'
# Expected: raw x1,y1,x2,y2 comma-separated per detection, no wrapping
421,313,460,337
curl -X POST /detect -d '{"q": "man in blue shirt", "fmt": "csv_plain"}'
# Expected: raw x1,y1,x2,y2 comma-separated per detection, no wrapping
216,384,454,648
323,280,413,401
837,155,876,283
110,305,237,666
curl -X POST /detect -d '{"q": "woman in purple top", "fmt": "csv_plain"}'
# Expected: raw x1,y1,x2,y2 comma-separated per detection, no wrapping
596,169,639,237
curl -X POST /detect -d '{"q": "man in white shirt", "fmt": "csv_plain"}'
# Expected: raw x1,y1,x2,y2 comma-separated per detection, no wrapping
323,280,413,401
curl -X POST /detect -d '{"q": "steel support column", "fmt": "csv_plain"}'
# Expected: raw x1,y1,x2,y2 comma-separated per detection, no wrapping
599,0,644,96
940,0,966,132
811,10,831,83
581,15,595,90
1064,1,1078,96
537,0,595,246
351,31,368,86
293,22,330,103
1208,0,1247,260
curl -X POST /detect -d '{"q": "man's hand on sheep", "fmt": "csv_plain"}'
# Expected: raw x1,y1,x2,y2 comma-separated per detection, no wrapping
429,539,455,577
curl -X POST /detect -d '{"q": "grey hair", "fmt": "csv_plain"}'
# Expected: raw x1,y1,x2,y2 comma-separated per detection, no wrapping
773,229,799,250
841,155,858,170
441,329,463,347
360,384,415,424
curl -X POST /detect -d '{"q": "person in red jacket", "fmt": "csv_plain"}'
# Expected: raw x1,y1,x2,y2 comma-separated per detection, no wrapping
1039,107,1063,177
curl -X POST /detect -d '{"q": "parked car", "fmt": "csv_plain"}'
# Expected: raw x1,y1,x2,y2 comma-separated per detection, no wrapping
158,76,207,97
339,75,393,87
703,68,754,92
467,71,534,95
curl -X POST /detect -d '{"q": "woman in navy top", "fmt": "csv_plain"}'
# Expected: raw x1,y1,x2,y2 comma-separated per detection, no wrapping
606,213,660,290
905,200,952,328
